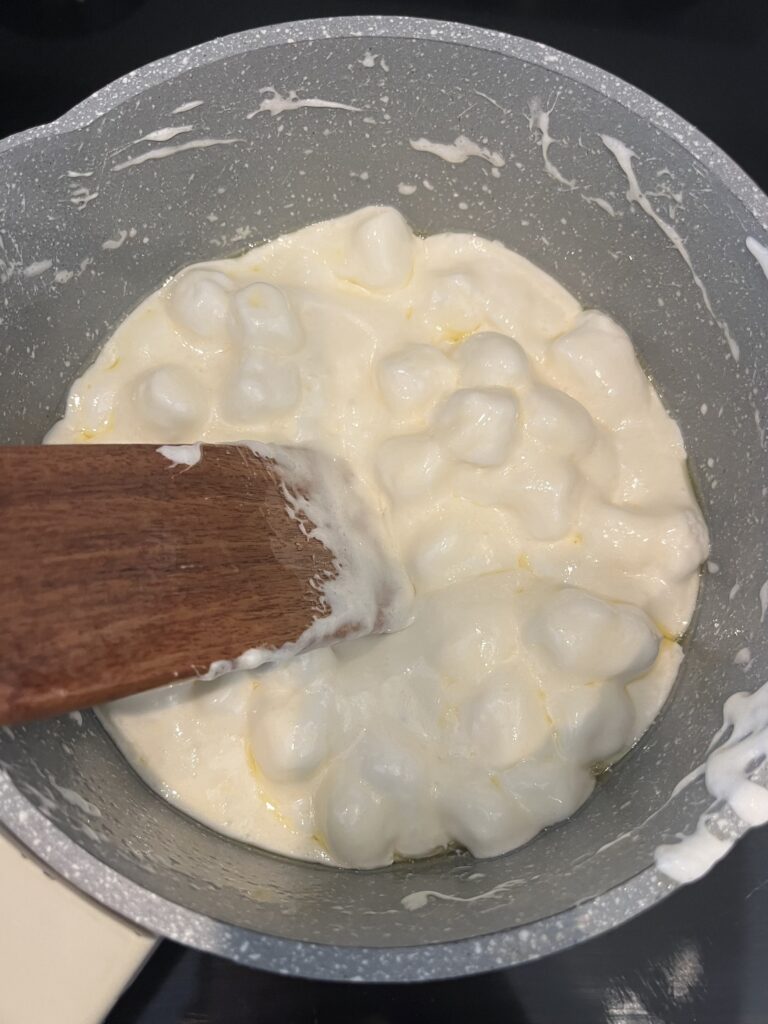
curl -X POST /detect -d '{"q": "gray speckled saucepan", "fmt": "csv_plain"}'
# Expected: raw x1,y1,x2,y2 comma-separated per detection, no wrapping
0,16,767,982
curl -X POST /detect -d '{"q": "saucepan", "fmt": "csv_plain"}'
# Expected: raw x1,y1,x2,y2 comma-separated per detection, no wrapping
1,16,767,984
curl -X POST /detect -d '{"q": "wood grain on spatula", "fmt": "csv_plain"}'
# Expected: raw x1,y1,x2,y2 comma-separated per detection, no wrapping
0,444,355,725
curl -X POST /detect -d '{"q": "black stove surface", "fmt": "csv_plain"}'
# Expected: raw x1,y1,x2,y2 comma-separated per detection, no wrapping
2,2,767,1021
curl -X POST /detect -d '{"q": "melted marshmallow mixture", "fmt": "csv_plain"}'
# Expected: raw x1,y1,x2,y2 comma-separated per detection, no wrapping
47,207,709,868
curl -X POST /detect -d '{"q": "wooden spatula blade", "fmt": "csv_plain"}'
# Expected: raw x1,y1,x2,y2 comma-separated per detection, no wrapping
0,443,392,725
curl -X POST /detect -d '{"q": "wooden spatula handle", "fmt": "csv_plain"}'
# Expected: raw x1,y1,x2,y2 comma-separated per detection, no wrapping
0,444,336,724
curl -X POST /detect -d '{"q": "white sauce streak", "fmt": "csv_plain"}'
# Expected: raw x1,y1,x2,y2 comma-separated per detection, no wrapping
527,98,575,188
69,186,99,210
112,138,241,171
402,876,524,911
747,236,768,281
137,125,195,144
102,230,128,251
157,443,202,467
50,781,102,817
656,679,768,883
247,88,362,118
172,100,204,114
22,260,52,278
409,135,505,169
656,819,733,884
601,135,740,363
734,647,752,668
582,195,616,217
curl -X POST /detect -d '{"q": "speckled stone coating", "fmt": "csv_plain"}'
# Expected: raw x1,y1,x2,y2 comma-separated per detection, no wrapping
0,16,766,982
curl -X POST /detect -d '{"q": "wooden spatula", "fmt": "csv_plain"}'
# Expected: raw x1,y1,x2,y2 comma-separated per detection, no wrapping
0,442,409,726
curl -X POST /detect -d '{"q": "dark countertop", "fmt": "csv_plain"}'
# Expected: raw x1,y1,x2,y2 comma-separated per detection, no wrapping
2,2,767,1021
